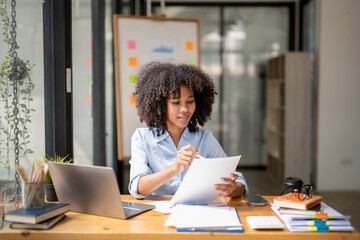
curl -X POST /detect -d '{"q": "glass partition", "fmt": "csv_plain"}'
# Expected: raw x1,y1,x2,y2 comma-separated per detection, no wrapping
0,0,44,226
155,5,289,166
222,7,289,166
72,0,114,166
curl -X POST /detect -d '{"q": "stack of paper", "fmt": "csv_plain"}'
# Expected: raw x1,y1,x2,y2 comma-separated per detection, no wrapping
271,203,354,232
165,205,243,232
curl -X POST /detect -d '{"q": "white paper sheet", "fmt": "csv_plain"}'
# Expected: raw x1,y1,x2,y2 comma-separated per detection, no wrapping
144,200,173,214
144,200,227,214
165,205,242,229
170,155,241,204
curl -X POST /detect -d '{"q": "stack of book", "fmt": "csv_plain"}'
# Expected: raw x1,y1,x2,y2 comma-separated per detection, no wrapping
4,202,69,230
272,193,354,232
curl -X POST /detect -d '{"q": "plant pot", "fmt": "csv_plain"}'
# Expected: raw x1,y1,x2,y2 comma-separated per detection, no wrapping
45,183,58,202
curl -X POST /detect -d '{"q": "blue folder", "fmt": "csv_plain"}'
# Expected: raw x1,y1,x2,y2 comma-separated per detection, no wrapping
177,227,244,233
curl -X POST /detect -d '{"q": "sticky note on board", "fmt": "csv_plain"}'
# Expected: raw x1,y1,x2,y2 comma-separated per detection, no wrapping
85,74,92,83
128,40,136,49
83,95,92,105
129,57,138,66
186,56,196,65
186,41,194,50
129,95,136,105
85,57,92,67
86,40,92,50
129,74,136,84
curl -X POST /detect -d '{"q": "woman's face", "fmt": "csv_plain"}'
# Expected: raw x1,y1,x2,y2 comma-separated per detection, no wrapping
166,85,196,133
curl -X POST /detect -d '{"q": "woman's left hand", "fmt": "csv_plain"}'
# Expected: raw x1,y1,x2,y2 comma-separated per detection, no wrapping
213,173,245,197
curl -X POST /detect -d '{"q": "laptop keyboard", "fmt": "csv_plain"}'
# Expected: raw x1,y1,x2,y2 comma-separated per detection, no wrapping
123,206,142,211
122,201,153,218
124,208,143,217
122,201,142,210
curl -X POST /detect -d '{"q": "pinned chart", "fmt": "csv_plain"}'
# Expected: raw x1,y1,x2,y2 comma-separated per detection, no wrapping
114,15,199,159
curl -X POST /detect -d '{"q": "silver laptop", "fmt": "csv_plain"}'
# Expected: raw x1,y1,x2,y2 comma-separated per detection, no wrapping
48,162,154,219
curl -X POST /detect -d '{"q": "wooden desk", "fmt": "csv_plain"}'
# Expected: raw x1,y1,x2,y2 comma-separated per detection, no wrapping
1,195,359,240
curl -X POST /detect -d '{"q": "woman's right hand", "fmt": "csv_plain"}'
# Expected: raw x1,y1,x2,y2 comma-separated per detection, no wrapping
172,144,199,174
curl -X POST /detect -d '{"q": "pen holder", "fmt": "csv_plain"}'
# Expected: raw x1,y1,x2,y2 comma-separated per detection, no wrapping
22,180,45,209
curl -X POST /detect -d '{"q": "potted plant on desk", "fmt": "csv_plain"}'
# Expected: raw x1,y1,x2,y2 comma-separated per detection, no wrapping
36,154,71,202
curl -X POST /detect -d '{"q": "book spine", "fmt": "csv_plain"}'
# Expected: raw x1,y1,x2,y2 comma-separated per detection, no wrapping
274,200,307,210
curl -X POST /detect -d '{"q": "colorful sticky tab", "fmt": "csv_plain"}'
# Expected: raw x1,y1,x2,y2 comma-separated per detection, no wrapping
85,57,92,67
129,74,136,84
128,57,138,66
314,213,328,219
128,40,136,49
317,226,330,232
186,41,194,50
129,95,136,105
313,220,327,227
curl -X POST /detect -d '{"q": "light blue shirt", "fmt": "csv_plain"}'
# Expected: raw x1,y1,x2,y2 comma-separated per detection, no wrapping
128,127,249,199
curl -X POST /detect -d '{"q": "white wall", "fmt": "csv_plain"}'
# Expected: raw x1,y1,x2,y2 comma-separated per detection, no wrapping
316,0,360,190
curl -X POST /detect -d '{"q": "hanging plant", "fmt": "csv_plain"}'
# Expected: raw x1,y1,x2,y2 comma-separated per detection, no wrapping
0,0,35,179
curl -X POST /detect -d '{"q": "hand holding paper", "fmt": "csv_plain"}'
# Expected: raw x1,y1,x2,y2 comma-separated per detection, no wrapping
170,155,241,204
214,173,245,197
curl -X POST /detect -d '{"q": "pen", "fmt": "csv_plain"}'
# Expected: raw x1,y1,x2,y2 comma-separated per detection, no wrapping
182,201,208,206
194,154,205,159
195,227,243,231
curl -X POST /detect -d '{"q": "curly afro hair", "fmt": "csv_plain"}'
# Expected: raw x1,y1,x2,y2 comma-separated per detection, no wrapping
133,61,217,136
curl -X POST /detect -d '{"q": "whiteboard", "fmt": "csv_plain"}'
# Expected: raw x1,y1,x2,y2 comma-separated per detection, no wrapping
113,15,200,160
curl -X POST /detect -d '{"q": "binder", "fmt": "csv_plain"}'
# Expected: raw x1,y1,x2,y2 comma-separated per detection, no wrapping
271,203,355,232
288,225,355,232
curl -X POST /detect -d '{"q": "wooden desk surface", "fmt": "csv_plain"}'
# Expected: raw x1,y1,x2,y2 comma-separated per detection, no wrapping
1,195,359,240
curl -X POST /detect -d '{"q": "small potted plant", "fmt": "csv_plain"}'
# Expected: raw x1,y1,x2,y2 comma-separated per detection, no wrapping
36,154,71,202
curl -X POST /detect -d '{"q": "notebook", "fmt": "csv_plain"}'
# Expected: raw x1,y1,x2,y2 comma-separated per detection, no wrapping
4,203,68,224
48,162,154,219
10,213,66,230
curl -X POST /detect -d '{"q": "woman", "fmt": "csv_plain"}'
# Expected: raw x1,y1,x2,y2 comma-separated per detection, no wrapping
129,62,248,199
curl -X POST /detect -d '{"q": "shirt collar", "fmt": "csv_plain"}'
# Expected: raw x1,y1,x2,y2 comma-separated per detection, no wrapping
181,127,192,142
153,128,169,143
153,126,192,143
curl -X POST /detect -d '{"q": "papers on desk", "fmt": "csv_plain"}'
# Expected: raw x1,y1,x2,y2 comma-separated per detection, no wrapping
145,200,226,214
165,205,243,232
170,155,241,204
272,203,355,232
144,200,173,214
